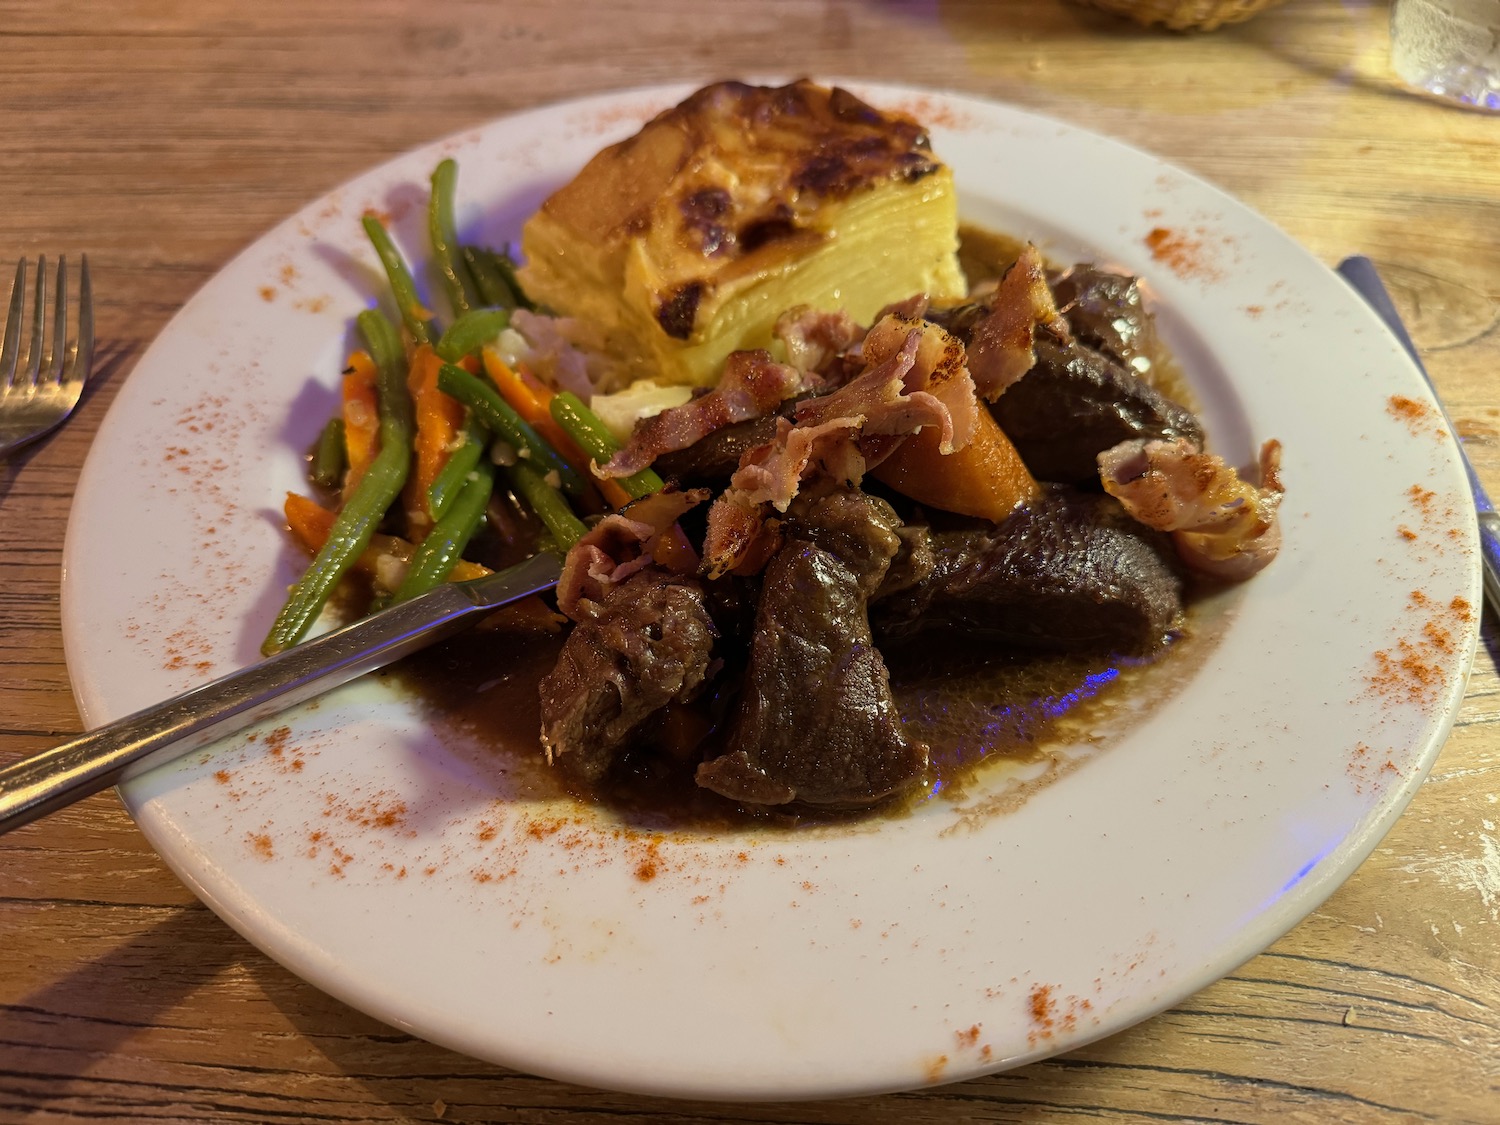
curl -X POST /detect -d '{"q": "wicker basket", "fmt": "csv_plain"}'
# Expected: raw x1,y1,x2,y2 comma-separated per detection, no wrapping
1077,0,1290,31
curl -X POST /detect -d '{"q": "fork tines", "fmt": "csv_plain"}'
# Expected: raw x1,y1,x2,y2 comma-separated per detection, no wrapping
2,255,93,389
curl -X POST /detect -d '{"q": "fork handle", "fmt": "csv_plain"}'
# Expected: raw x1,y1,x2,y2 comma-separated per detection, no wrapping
0,552,560,836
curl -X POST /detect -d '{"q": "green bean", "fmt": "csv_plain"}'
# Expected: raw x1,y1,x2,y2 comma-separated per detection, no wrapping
460,244,532,311
309,416,346,491
428,159,476,317
504,460,586,548
261,309,413,655
427,414,488,521
436,363,585,498
362,214,434,346
549,391,664,500
394,459,496,603
436,308,511,363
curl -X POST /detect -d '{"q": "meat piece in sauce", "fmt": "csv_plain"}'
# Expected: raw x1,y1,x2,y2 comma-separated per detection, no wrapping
652,410,786,487
873,486,1183,657
697,488,928,807
540,571,716,784
990,337,1203,486
1098,436,1284,581
1048,264,1163,380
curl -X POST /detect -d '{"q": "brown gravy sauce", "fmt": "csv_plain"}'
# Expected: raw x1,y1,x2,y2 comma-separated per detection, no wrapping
393,592,1227,832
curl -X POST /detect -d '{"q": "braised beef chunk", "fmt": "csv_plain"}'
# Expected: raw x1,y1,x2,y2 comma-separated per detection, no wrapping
991,338,1203,485
698,489,928,807
785,487,904,595
873,487,1182,657
876,524,937,600
540,571,716,784
1049,264,1160,376
651,412,781,486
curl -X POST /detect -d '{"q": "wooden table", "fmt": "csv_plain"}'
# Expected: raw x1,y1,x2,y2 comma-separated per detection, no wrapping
3,1,1497,1121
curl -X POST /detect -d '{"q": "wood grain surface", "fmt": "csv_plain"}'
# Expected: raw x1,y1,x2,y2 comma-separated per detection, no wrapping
2,1,1498,1121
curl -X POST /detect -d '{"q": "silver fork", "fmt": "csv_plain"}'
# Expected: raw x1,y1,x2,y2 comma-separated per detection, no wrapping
0,255,94,458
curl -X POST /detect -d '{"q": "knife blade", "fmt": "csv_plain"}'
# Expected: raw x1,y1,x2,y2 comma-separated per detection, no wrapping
0,550,563,836
1336,255,1500,615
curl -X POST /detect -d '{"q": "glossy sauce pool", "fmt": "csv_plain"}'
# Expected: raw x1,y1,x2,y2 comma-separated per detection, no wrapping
389,587,1230,831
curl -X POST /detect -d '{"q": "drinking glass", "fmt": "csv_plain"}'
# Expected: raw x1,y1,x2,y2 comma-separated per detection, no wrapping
1390,0,1500,110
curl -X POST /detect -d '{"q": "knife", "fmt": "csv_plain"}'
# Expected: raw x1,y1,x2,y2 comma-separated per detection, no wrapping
1336,255,1500,616
0,550,562,836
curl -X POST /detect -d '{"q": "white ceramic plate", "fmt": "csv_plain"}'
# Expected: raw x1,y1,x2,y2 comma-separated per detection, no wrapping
61,84,1479,1100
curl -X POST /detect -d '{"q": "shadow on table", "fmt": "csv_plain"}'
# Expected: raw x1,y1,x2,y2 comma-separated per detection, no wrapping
1,907,238,1092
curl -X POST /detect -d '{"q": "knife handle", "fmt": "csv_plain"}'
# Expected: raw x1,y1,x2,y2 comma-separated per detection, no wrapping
1478,512,1500,618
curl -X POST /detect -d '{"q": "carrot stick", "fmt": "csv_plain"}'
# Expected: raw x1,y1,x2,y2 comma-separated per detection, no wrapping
482,348,633,509
341,350,381,498
284,492,489,585
402,343,467,535
871,405,1039,523
286,492,558,630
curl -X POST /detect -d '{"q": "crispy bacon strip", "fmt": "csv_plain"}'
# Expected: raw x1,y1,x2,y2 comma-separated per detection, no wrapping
1098,437,1284,581
966,244,1071,400
702,324,967,577
860,314,977,454
598,349,803,478
556,488,710,619
773,305,864,376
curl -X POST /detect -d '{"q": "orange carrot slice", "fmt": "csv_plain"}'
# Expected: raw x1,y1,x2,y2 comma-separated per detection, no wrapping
401,344,467,535
871,406,1038,522
341,350,381,499
482,348,633,510
284,492,489,585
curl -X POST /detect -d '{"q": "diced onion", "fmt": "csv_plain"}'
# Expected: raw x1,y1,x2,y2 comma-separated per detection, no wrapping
589,379,694,442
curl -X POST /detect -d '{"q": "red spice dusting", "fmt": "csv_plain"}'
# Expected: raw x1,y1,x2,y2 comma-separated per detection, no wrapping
923,1055,949,1083
1387,394,1447,440
265,726,290,755
1422,618,1456,654
1029,983,1056,1033
248,832,274,859
1024,985,1093,1046
1348,742,1406,795
955,1024,982,1049
635,838,664,883
476,821,498,842
1368,638,1445,705
214,770,231,784
258,286,276,302
1398,525,1418,542
1144,226,1225,282
889,93,975,131
1388,395,1426,421
1243,304,1264,318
